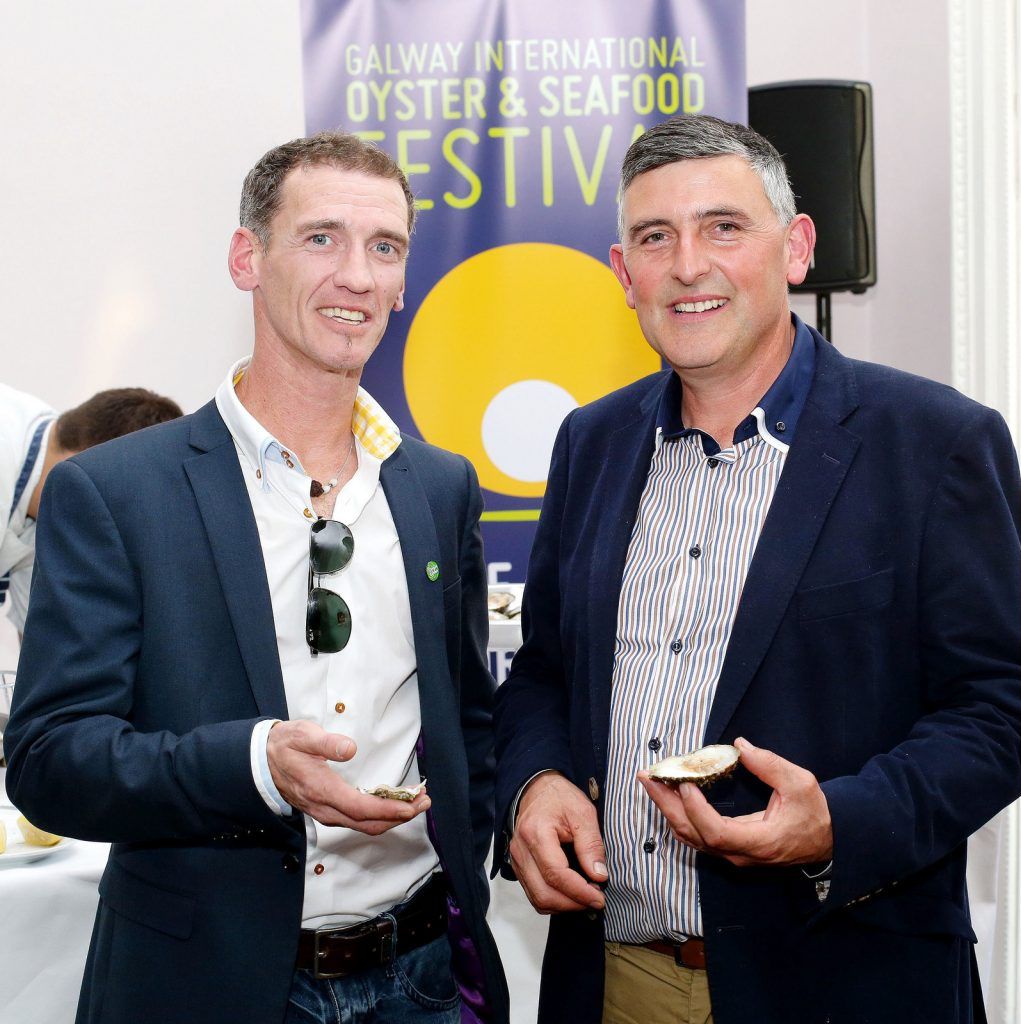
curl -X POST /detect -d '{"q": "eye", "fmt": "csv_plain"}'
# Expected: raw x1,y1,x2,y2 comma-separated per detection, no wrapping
373,240,396,256
713,222,739,236
641,230,668,245
309,233,331,246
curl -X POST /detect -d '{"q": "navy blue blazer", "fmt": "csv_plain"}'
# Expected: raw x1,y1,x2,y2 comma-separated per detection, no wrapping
5,401,508,1024
494,330,1021,1024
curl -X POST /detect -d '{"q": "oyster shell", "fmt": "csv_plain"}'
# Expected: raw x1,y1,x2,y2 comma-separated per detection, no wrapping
647,744,739,789
359,780,426,802
488,584,524,621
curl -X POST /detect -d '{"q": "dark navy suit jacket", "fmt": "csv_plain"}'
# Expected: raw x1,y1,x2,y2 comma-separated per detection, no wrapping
5,401,508,1024
494,329,1021,1024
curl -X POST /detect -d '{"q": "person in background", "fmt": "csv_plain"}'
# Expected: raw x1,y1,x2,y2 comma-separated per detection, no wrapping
0,384,183,634
493,114,1021,1024
5,131,508,1024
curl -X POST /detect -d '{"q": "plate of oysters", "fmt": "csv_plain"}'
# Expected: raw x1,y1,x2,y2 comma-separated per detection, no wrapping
487,584,523,650
0,808,72,866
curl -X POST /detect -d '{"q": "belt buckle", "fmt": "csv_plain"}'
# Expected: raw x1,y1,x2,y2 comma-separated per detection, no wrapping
311,918,396,980
312,928,346,980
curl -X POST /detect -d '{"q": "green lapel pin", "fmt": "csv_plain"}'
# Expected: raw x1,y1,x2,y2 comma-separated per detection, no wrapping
425,560,440,582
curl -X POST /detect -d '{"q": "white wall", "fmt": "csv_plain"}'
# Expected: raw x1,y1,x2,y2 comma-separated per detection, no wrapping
748,1,952,382
0,1,305,415
0,3,962,1021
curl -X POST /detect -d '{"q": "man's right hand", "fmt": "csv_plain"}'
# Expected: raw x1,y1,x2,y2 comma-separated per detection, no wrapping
510,772,607,913
266,720,429,835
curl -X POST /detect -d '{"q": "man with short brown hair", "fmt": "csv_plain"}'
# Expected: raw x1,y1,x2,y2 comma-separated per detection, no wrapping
7,132,507,1024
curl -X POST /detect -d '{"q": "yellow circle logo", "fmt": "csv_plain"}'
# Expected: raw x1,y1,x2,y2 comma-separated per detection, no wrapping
404,243,659,498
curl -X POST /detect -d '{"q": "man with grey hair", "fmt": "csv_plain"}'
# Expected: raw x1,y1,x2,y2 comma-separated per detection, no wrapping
7,131,508,1024
494,114,1021,1023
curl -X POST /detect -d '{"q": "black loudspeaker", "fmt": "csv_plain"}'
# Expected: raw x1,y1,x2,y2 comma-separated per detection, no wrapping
748,80,876,294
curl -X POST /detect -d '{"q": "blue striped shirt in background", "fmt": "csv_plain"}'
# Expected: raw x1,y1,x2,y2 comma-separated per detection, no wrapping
602,318,816,943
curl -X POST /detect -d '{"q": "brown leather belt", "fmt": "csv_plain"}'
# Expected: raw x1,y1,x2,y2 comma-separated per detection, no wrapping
643,938,707,970
296,873,448,979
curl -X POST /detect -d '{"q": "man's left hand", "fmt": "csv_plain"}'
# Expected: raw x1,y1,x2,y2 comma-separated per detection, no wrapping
637,737,833,867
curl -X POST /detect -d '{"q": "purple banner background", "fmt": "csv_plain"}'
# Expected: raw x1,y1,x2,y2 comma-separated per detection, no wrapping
301,0,746,580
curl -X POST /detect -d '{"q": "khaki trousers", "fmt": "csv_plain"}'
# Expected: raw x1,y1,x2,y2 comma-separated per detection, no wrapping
602,942,713,1024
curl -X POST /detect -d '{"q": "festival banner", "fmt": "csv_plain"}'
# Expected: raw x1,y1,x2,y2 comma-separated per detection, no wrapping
301,0,746,580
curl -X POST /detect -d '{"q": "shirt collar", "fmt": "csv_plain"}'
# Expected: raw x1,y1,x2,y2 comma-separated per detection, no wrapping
655,314,816,456
214,357,402,491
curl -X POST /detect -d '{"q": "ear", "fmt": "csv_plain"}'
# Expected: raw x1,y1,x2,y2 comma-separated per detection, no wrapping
393,277,405,313
785,214,816,287
609,244,637,309
228,228,262,292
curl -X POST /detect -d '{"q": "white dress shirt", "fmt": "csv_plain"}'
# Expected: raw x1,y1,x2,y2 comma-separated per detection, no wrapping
215,359,438,928
0,383,55,631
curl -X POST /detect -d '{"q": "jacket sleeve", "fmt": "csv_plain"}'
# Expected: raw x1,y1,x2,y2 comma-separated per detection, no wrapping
3,458,282,844
820,408,1021,911
492,412,578,876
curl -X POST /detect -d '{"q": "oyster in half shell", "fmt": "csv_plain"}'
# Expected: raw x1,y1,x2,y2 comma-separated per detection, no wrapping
359,780,427,802
648,744,740,789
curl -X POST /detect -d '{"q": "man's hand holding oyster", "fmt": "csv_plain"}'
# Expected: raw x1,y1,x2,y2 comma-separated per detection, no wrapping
639,736,834,867
266,719,430,836
513,737,833,912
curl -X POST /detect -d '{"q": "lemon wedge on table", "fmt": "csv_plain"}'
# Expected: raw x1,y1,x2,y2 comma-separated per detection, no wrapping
16,815,62,847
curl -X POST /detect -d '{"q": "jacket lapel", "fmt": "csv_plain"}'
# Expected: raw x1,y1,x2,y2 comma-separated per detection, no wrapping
704,336,862,743
587,379,665,779
183,401,288,720
379,447,451,715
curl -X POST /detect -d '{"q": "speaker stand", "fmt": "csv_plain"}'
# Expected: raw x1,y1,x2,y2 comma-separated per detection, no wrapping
815,292,833,342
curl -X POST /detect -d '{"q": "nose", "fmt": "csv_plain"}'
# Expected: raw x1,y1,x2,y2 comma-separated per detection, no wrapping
332,245,373,293
672,233,711,285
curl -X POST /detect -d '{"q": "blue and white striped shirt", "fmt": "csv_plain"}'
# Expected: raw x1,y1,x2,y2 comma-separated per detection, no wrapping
602,319,815,942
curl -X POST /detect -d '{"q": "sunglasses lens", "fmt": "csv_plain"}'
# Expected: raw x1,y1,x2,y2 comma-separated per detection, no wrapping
310,519,354,575
306,588,352,653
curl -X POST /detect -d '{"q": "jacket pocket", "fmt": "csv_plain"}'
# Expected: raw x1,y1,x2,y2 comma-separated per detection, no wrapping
796,568,895,622
99,858,196,939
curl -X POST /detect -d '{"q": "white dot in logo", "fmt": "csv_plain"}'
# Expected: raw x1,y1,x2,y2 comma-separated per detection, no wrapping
481,381,579,483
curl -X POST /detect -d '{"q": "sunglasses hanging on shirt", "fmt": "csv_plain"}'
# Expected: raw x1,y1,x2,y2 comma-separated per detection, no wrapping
306,518,354,655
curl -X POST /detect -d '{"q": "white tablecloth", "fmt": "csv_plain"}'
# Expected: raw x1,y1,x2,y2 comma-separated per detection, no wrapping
0,767,109,1024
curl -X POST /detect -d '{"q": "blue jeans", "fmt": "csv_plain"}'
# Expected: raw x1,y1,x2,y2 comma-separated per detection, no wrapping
285,933,461,1024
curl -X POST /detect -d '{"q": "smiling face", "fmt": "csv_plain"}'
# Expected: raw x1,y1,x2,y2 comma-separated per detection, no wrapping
231,163,409,380
609,154,814,384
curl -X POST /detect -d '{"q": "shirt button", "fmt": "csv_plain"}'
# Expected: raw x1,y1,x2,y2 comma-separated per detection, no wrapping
775,421,787,433
303,508,314,519
706,458,719,469
313,863,325,876
670,639,683,654
255,469,262,479
334,702,346,714
689,545,702,559
643,839,657,854
648,737,662,752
